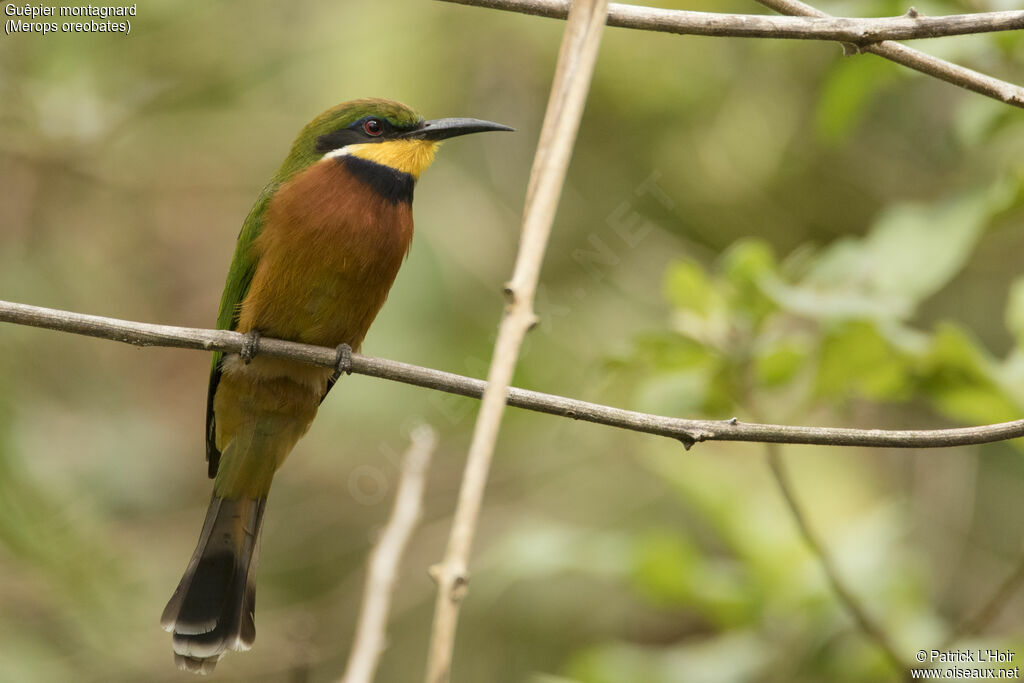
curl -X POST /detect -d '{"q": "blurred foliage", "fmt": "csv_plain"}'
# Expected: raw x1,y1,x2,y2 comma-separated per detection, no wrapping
1,0,1024,682
567,200,1024,681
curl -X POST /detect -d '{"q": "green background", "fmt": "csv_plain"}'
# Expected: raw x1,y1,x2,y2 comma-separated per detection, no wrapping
1,0,1024,681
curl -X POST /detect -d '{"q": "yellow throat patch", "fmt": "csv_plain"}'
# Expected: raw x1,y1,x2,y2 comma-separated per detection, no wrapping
342,139,440,179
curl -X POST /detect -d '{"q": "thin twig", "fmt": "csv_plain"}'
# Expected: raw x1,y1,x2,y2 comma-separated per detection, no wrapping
2,299,1023,449
340,425,437,683
765,443,911,673
422,1,608,681
755,0,1024,108
945,555,1024,645
441,0,1024,109
440,0,1024,43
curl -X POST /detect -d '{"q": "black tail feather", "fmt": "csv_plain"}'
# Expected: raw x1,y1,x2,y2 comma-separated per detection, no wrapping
162,496,266,674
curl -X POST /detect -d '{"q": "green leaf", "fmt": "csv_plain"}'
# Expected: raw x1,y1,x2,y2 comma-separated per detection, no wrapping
720,239,778,323
663,259,719,316
802,182,1015,316
755,340,808,388
719,239,776,285
631,531,754,626
815,321,911,401
764,274,908,321
921,323,1022,425
631,333,713,371
863,186,1009,303
635,370,713,417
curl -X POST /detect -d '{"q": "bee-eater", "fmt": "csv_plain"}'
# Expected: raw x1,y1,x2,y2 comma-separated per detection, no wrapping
160,98,511,673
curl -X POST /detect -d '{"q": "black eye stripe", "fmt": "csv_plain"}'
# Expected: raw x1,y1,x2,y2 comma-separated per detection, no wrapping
315,117,423,153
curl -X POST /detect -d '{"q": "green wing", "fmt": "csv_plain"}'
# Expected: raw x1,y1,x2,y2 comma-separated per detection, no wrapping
202,107,346,476
205,182,278,477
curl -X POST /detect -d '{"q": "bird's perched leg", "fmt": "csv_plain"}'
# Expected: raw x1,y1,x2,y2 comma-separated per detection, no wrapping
241,330,261,364
335,343,353,376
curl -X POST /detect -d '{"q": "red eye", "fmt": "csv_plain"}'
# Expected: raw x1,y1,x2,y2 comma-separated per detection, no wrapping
363,118,383,136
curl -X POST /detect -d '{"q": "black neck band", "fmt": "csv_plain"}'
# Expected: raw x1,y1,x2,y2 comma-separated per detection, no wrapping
338,155,415,205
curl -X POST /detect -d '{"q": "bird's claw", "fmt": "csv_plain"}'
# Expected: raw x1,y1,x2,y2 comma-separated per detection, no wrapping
335,343,353,375
241,330,261,364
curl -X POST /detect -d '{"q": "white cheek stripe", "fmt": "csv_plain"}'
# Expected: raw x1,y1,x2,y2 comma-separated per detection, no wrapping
323,146,353,160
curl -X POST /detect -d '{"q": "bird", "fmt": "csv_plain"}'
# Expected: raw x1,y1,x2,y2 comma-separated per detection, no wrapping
160,98,511,674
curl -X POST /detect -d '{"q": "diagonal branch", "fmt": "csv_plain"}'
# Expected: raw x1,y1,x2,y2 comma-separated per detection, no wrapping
440,0,1024,109
2,299,1023,450
340,425,437,683
423,0,609,681
755,0,1024,108
944,554,1024,646
339,428,436,683
765,443,911,673
440,0,1024,43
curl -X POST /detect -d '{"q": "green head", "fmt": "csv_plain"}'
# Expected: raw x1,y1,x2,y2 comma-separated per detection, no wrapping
274,98,511,182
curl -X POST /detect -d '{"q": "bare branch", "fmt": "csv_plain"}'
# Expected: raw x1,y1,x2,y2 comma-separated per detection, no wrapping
340,425,437,683
423,0,609,680
766,443,911,673
2,299,1023,450
755,0,1024,108
440,0,1024,43
440,0,1024,109
945,555,1024,645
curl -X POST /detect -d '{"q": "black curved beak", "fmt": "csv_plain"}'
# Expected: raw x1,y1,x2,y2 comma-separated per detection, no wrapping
402,117,514,141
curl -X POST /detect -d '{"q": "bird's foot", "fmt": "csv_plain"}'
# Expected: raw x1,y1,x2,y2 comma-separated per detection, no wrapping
335,343,353,375
241,330,261,364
